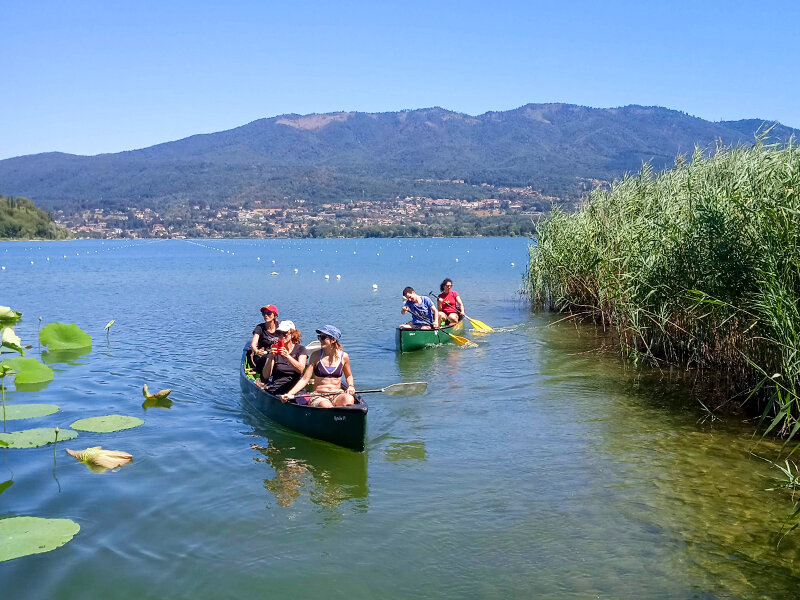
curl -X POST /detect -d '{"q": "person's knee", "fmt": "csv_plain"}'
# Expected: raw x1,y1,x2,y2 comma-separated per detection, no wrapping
335,393,355,406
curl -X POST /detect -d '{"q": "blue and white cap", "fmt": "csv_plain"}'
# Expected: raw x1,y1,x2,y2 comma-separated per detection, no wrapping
315,325,341,341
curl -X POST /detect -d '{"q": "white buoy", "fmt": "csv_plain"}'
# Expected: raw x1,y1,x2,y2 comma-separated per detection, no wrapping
294,268,298,273
272,260,275,264
410,255,414,259
376,253,380,256
372,284,378,290
30,260,34,264
46,257,50,261
336,274,341,280
312,270,316,273
353,251,356,254
257,257,261,261
325,274,330,279
1,266,5,270
511,262,515,267
455,258,459,262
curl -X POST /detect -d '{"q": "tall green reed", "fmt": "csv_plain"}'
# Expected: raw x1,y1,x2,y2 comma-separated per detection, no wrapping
527,140,800,438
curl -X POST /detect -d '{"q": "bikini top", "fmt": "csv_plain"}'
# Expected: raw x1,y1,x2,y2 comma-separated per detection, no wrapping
313,353,344,378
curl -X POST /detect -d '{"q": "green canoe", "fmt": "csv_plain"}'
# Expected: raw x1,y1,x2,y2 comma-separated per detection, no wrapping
395,320,465,353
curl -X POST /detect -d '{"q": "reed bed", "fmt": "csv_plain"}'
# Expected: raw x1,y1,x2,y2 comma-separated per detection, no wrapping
526,141,800,437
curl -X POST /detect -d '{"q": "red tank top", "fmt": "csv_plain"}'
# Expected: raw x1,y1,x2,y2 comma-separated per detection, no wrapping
438,290,461,313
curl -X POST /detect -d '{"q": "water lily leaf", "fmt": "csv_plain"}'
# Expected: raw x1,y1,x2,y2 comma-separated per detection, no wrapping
104,320,115,330
70,415,143,433
142,384,172,401
0,428,78,448
0,306,22,325
66,446,132,472
0,516,80,562
2,404,60,421
39,322,92,351
0,480,12,495
1,328,24,355
0,357,54,384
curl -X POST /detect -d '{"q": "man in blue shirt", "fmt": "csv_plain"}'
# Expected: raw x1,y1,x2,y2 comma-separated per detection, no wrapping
400,286,440,330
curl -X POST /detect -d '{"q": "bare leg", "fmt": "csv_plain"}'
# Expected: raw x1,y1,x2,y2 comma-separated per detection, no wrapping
333,392,355,406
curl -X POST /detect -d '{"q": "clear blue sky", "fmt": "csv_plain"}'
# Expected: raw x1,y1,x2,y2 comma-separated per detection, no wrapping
2,0,798,160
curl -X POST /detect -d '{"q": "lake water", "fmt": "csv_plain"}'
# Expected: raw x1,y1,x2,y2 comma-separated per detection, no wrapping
1,237,799,599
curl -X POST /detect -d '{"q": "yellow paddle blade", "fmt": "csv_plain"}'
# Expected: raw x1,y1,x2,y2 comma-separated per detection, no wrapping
444,331,478,348
466,316,493,332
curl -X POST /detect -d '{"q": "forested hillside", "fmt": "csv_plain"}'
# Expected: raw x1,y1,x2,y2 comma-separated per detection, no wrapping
0,196,71,239
1,104,796,214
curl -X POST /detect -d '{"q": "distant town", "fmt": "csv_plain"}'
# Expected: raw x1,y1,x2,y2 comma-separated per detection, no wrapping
54,181,570,238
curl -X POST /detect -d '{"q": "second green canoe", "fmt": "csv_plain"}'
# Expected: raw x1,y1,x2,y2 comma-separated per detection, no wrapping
395,320,465,352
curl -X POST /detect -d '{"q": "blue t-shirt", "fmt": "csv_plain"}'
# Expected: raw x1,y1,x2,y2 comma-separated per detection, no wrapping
404,296,435,325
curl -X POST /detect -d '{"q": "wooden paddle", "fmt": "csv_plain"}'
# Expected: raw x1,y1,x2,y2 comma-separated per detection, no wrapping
429,292,493,332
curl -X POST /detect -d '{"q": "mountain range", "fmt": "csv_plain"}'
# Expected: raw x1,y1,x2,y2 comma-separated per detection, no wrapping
0,103,796,213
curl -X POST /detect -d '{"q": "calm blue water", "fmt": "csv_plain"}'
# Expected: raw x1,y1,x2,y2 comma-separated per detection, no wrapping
1,238,799,599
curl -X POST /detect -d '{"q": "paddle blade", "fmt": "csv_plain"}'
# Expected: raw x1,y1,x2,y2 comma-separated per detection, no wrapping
467,316,493,332
382,382,428,396
448,332,478,348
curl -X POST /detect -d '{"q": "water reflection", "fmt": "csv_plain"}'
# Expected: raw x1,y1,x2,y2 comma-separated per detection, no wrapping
41,347,92,365
248,425,368,512
385,440,426,461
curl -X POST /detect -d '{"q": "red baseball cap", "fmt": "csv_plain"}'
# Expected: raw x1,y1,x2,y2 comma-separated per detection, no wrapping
260,304,278,315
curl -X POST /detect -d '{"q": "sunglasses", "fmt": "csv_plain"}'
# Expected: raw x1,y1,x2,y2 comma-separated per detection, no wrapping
318,334,332,341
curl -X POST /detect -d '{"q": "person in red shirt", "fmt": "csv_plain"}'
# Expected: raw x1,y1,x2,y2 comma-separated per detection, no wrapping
437,278,465,325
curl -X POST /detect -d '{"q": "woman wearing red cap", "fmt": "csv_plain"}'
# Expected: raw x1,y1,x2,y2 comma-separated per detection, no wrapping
249,304,280,373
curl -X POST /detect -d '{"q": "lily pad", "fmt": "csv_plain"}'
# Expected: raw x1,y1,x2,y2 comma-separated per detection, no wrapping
39,322,92,351
0,516,80,562
0,480,12,495
0,428,78,448
0,357,54,385
1,328,24,355
70,415,144,433
2,404,60,421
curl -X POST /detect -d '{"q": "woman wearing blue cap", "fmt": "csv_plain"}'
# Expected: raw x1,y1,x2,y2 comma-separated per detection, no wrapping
281,325,356,408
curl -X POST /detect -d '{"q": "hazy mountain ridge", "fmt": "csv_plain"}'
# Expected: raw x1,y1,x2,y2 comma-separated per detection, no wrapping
0,103,796,212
